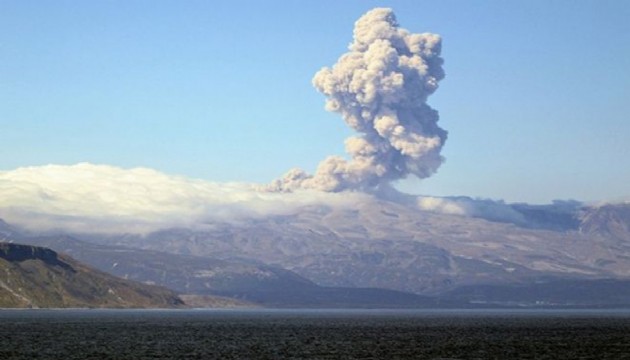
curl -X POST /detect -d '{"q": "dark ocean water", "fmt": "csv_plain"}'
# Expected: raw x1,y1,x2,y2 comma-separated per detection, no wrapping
1,309,629,359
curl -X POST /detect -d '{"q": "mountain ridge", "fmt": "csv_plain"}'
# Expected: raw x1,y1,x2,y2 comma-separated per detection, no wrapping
0,242,184,308
13,234,448,308
2,199,629,308
104,200,630,295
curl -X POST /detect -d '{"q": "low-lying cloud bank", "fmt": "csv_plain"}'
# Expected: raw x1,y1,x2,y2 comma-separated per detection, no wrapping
0,163,591,234
416,196,584,230
0,163,371,234
417,196,526,223
0,163,588,235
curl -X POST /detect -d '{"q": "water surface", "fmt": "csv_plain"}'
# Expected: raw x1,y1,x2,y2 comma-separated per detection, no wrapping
1,309,629,359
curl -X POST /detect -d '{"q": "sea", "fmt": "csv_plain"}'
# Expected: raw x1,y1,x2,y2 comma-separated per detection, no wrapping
1,308,629,359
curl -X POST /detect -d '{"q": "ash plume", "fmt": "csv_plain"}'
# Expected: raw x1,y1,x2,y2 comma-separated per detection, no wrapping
269,8,447,192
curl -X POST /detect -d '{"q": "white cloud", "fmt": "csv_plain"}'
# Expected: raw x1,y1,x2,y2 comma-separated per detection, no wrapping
416,196,527,224
0,163,585,235
0,163,371,234
416,196,468,215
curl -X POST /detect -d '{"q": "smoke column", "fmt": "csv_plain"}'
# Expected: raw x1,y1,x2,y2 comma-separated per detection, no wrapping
268,8,447,192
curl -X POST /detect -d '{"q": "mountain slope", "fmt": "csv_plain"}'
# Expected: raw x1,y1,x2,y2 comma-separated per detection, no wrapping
579,203,630,242
2,200,629,307
0,219,19,240
16,235,315,296
14,235,446,308
0,242,184,308
103,200,630,295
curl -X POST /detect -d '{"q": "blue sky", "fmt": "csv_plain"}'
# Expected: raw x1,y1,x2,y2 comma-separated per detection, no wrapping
1,0,629,204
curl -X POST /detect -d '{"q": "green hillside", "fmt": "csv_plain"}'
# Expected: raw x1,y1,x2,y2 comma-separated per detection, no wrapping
0,242,184,308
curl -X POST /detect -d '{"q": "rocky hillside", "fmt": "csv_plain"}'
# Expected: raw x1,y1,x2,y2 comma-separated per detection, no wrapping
16,235,444,308
0,242,184,308
102,200,630,296
579,203,630,242
2,200,629,308
21,235,314,296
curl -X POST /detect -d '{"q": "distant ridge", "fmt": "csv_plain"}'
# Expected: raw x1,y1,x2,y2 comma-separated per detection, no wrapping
579,203,630,242
1,201,629,308
0,219,19,239
16,235,447,308
0,242,184,308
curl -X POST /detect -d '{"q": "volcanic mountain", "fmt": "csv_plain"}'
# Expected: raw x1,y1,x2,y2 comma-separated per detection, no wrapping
6,198,629,308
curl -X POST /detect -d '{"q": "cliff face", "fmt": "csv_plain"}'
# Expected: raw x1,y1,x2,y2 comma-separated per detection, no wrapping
0,242,184,308
0,243,72,270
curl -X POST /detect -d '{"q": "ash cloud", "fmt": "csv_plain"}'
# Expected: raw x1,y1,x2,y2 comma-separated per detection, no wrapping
268,8,447,192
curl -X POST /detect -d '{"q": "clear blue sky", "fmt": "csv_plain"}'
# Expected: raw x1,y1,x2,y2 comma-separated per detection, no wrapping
1,0,629,203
